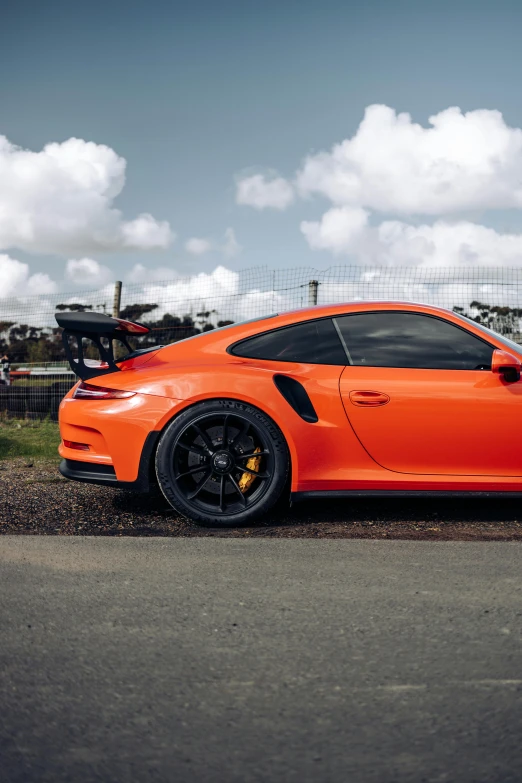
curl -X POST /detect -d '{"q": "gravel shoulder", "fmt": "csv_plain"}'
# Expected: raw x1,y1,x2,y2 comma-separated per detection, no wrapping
2,459,522,539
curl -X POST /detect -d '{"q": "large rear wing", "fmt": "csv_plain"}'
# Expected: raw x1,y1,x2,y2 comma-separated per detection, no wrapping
55,311,150,381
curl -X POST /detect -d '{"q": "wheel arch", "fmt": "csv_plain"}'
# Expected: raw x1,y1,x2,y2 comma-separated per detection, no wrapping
148,395,296,491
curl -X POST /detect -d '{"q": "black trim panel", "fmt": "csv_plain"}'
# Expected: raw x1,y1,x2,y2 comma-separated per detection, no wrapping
59,431,160,493
60,460,118,484
292,489,522,501
273,375,318,423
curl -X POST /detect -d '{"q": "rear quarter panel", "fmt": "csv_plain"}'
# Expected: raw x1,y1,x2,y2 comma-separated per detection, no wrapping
84,359,379,491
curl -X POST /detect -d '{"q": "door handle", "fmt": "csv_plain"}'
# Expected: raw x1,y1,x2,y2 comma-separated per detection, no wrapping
349,390,390,407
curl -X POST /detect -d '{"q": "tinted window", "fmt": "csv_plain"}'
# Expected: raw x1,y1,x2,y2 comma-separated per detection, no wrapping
335,312,493,370
456,314,522,355
231,318,347,364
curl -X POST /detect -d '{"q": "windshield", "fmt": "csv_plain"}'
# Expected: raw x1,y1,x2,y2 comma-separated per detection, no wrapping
455,313,522,355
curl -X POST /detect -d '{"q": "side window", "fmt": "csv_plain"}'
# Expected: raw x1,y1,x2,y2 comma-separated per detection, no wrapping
230,318,347,365
335,312,493,370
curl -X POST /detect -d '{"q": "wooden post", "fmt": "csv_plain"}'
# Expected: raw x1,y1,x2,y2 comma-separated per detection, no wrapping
308,280,319,307
112,281,123,358
112,280,122,318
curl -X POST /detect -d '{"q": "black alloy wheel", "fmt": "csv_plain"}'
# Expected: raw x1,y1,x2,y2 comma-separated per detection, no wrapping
155,400,290,526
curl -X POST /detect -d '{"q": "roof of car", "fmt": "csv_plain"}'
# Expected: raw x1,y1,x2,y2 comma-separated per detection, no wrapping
275,300,453,320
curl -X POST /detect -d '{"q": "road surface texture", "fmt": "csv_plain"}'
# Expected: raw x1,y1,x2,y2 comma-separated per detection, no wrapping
1,537,521,783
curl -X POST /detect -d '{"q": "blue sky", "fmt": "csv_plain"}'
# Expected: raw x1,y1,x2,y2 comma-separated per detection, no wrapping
2,0,522,291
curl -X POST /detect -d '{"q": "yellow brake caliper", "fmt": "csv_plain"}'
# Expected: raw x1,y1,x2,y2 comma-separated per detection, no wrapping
239,447,261,493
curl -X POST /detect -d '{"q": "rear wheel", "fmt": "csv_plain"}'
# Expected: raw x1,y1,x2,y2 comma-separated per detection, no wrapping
155,400,289,526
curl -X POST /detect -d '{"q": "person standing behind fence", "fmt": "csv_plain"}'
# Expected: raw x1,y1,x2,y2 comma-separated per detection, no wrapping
0,354,10,386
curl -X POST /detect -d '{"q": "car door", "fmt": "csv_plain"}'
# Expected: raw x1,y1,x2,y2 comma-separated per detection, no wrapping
336,310,522,476
229,316,368,487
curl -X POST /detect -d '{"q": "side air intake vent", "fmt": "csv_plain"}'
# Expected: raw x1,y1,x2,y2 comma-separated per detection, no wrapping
273,375,318,423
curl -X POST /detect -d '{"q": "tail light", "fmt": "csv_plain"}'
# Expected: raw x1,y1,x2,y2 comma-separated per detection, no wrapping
63,440,90,451
73,382,136,400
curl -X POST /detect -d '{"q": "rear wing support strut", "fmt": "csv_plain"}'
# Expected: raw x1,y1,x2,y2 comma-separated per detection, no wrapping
55,312,150,382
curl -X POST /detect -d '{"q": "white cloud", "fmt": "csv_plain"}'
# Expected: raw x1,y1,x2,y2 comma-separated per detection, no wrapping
120,214,173,249
182,229,242,258
0,135,173,255
0,253,57,298
25,272,58,295
301,207,370,254
185,237,212,255
122,265,291,323
238,104,522,268
222,227,242,258
372,220,522,267
301,208,522,267
128,263,180,284
297,105,522,215
315,275,522,313
230,104,522,268
236,174,294,210
65,258,113,286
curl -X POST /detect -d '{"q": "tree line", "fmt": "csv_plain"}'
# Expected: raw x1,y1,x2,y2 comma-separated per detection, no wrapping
452,301,522,337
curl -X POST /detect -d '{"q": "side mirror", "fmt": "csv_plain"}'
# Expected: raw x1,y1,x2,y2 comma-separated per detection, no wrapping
491,349,521,383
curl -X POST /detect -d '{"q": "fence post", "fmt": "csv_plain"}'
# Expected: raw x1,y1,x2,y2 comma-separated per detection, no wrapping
308,280,319,307
112,281,123,358
112,280,122,318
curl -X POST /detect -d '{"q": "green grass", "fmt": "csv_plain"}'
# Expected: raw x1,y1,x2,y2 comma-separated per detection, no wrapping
0,417,61,460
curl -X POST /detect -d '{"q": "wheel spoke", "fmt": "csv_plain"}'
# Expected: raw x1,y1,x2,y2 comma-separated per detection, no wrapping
237,465,270,480
228,473,247,507
177,442,207,458
192,423,214,453
235,449,270,460
229,419,250,448
175,464,208,480
219,475,226,512
186,470,212,500
222,415,230,448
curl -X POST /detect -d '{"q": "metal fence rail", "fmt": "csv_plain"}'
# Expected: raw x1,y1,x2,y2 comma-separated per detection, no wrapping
2,266,522,418
0,362,75,421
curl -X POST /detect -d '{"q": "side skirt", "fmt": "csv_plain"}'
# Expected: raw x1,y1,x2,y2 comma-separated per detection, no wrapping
292,489,522,501
59,431,160,493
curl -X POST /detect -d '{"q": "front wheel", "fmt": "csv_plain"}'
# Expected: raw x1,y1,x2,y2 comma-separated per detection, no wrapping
155,400,290,526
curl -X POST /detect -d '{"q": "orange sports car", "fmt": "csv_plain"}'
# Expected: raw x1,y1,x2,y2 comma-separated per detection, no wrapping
56,302,522,526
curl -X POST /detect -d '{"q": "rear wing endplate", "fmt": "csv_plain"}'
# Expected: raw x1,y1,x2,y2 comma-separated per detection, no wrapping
55,311,150,381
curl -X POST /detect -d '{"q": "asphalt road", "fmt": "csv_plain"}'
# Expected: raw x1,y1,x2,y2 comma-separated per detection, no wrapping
1,538,521,783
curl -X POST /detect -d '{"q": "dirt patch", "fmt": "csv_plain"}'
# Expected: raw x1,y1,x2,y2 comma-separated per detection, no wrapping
2,459,522,540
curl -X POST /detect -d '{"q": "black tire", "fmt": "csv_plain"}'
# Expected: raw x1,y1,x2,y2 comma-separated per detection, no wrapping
155,399,289,526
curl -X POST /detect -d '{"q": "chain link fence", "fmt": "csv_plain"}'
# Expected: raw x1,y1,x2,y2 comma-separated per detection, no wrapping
2,265,522,419
0,362,74,422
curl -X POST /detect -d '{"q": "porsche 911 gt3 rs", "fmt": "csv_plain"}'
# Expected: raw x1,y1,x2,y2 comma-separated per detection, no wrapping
56,302,522,526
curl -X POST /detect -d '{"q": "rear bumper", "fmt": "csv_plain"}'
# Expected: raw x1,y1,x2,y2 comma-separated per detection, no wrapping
58,391,182,483
59,431,161,493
